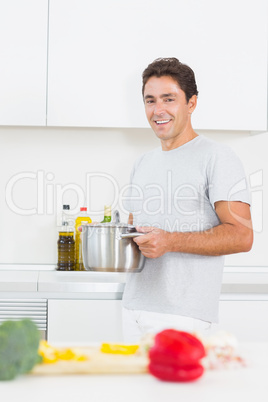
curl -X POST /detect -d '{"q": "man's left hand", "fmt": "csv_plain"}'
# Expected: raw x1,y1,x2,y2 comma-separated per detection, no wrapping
133,226,171,258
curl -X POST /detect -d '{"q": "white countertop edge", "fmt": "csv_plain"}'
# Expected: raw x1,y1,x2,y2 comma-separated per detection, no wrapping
0,264,267,272
0,264,55,271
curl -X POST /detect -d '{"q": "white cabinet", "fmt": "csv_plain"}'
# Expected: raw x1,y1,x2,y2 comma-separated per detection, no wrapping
47,0,267,130
47,297,268,344
48,299,123,344
0,0,48,126
214,298,268,342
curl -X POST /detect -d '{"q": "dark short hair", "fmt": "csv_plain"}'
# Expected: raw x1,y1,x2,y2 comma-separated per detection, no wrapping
142,57,198,103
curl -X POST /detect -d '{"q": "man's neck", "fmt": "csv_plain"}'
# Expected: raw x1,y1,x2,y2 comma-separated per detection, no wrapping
161,130,198,151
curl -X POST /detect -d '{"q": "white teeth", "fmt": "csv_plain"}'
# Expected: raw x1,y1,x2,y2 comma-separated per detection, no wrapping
156,120,170,124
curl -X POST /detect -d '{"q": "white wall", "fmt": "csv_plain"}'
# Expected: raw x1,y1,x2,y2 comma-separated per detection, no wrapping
0,126,267,266
0,126,158,264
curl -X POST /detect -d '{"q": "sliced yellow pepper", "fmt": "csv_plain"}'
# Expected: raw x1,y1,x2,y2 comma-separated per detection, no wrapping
100,343,139,355
38,340,58,363
40,353,58,364
56,348,76,360
38,340,88,363
56,348,88,361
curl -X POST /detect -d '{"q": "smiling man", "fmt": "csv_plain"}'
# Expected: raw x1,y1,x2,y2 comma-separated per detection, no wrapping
122,57,253,343
143,75,197,150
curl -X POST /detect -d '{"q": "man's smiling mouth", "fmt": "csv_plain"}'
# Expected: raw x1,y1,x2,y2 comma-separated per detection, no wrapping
155,119,171,125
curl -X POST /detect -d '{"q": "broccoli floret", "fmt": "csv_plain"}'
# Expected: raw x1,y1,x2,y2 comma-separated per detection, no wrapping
0,318,41,381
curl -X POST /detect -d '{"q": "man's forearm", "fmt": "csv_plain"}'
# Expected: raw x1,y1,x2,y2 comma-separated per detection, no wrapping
168,223,253,256
134,202,253,259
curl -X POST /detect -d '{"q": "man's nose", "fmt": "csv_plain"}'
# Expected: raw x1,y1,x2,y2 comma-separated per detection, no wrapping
153,101,165,115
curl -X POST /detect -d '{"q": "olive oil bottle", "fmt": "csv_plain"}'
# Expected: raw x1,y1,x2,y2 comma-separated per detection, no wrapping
57,205,75,271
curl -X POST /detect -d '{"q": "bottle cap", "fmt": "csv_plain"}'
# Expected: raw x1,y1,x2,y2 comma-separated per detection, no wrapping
80,207,87,211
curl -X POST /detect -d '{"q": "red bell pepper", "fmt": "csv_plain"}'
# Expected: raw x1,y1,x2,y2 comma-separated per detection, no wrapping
150,329,206,366
148,329,206,382
149,361,204,382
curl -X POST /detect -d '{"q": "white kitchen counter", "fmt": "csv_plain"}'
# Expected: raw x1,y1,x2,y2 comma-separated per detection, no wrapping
1,265,268,342
0,342,267,402
0,265,268,297
0,268,126,299
0,270,38,292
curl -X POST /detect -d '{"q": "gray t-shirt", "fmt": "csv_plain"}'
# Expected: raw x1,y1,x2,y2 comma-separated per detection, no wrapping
122,135,251,323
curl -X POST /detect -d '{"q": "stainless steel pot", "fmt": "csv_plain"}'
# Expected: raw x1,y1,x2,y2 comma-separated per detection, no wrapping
82,214,145,272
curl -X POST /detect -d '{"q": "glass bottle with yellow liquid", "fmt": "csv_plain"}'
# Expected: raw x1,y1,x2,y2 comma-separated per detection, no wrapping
75,207,92,270
57,223,75,271
57,205,75,271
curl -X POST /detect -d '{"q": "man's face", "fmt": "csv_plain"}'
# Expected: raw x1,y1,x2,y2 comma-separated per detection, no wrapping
143,76,196,147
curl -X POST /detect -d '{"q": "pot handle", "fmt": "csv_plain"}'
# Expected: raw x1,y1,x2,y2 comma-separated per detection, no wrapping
120,232,146,239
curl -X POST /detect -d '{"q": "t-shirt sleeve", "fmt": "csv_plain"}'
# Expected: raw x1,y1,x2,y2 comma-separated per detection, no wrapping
207,146,251,208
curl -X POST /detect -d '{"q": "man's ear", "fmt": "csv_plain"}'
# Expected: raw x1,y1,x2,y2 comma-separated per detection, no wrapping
188,95,197,114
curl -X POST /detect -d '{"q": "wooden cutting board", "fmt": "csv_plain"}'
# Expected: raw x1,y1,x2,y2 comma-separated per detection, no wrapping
30,347,149,375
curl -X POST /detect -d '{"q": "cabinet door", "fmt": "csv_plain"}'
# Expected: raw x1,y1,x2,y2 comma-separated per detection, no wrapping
48,299,123,344
214,299,268,342
47,0,267,130
0,0,48,126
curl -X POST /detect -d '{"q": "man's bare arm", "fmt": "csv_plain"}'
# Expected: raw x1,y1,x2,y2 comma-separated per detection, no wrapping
133,201,253,258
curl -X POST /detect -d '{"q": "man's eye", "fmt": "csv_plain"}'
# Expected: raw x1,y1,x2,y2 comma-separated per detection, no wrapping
146,100,154,104
165,98,174,102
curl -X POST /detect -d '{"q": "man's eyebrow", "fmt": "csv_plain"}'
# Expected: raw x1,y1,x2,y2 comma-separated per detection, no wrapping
160,93,176,98
144,95,154,99
144,93,177,99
